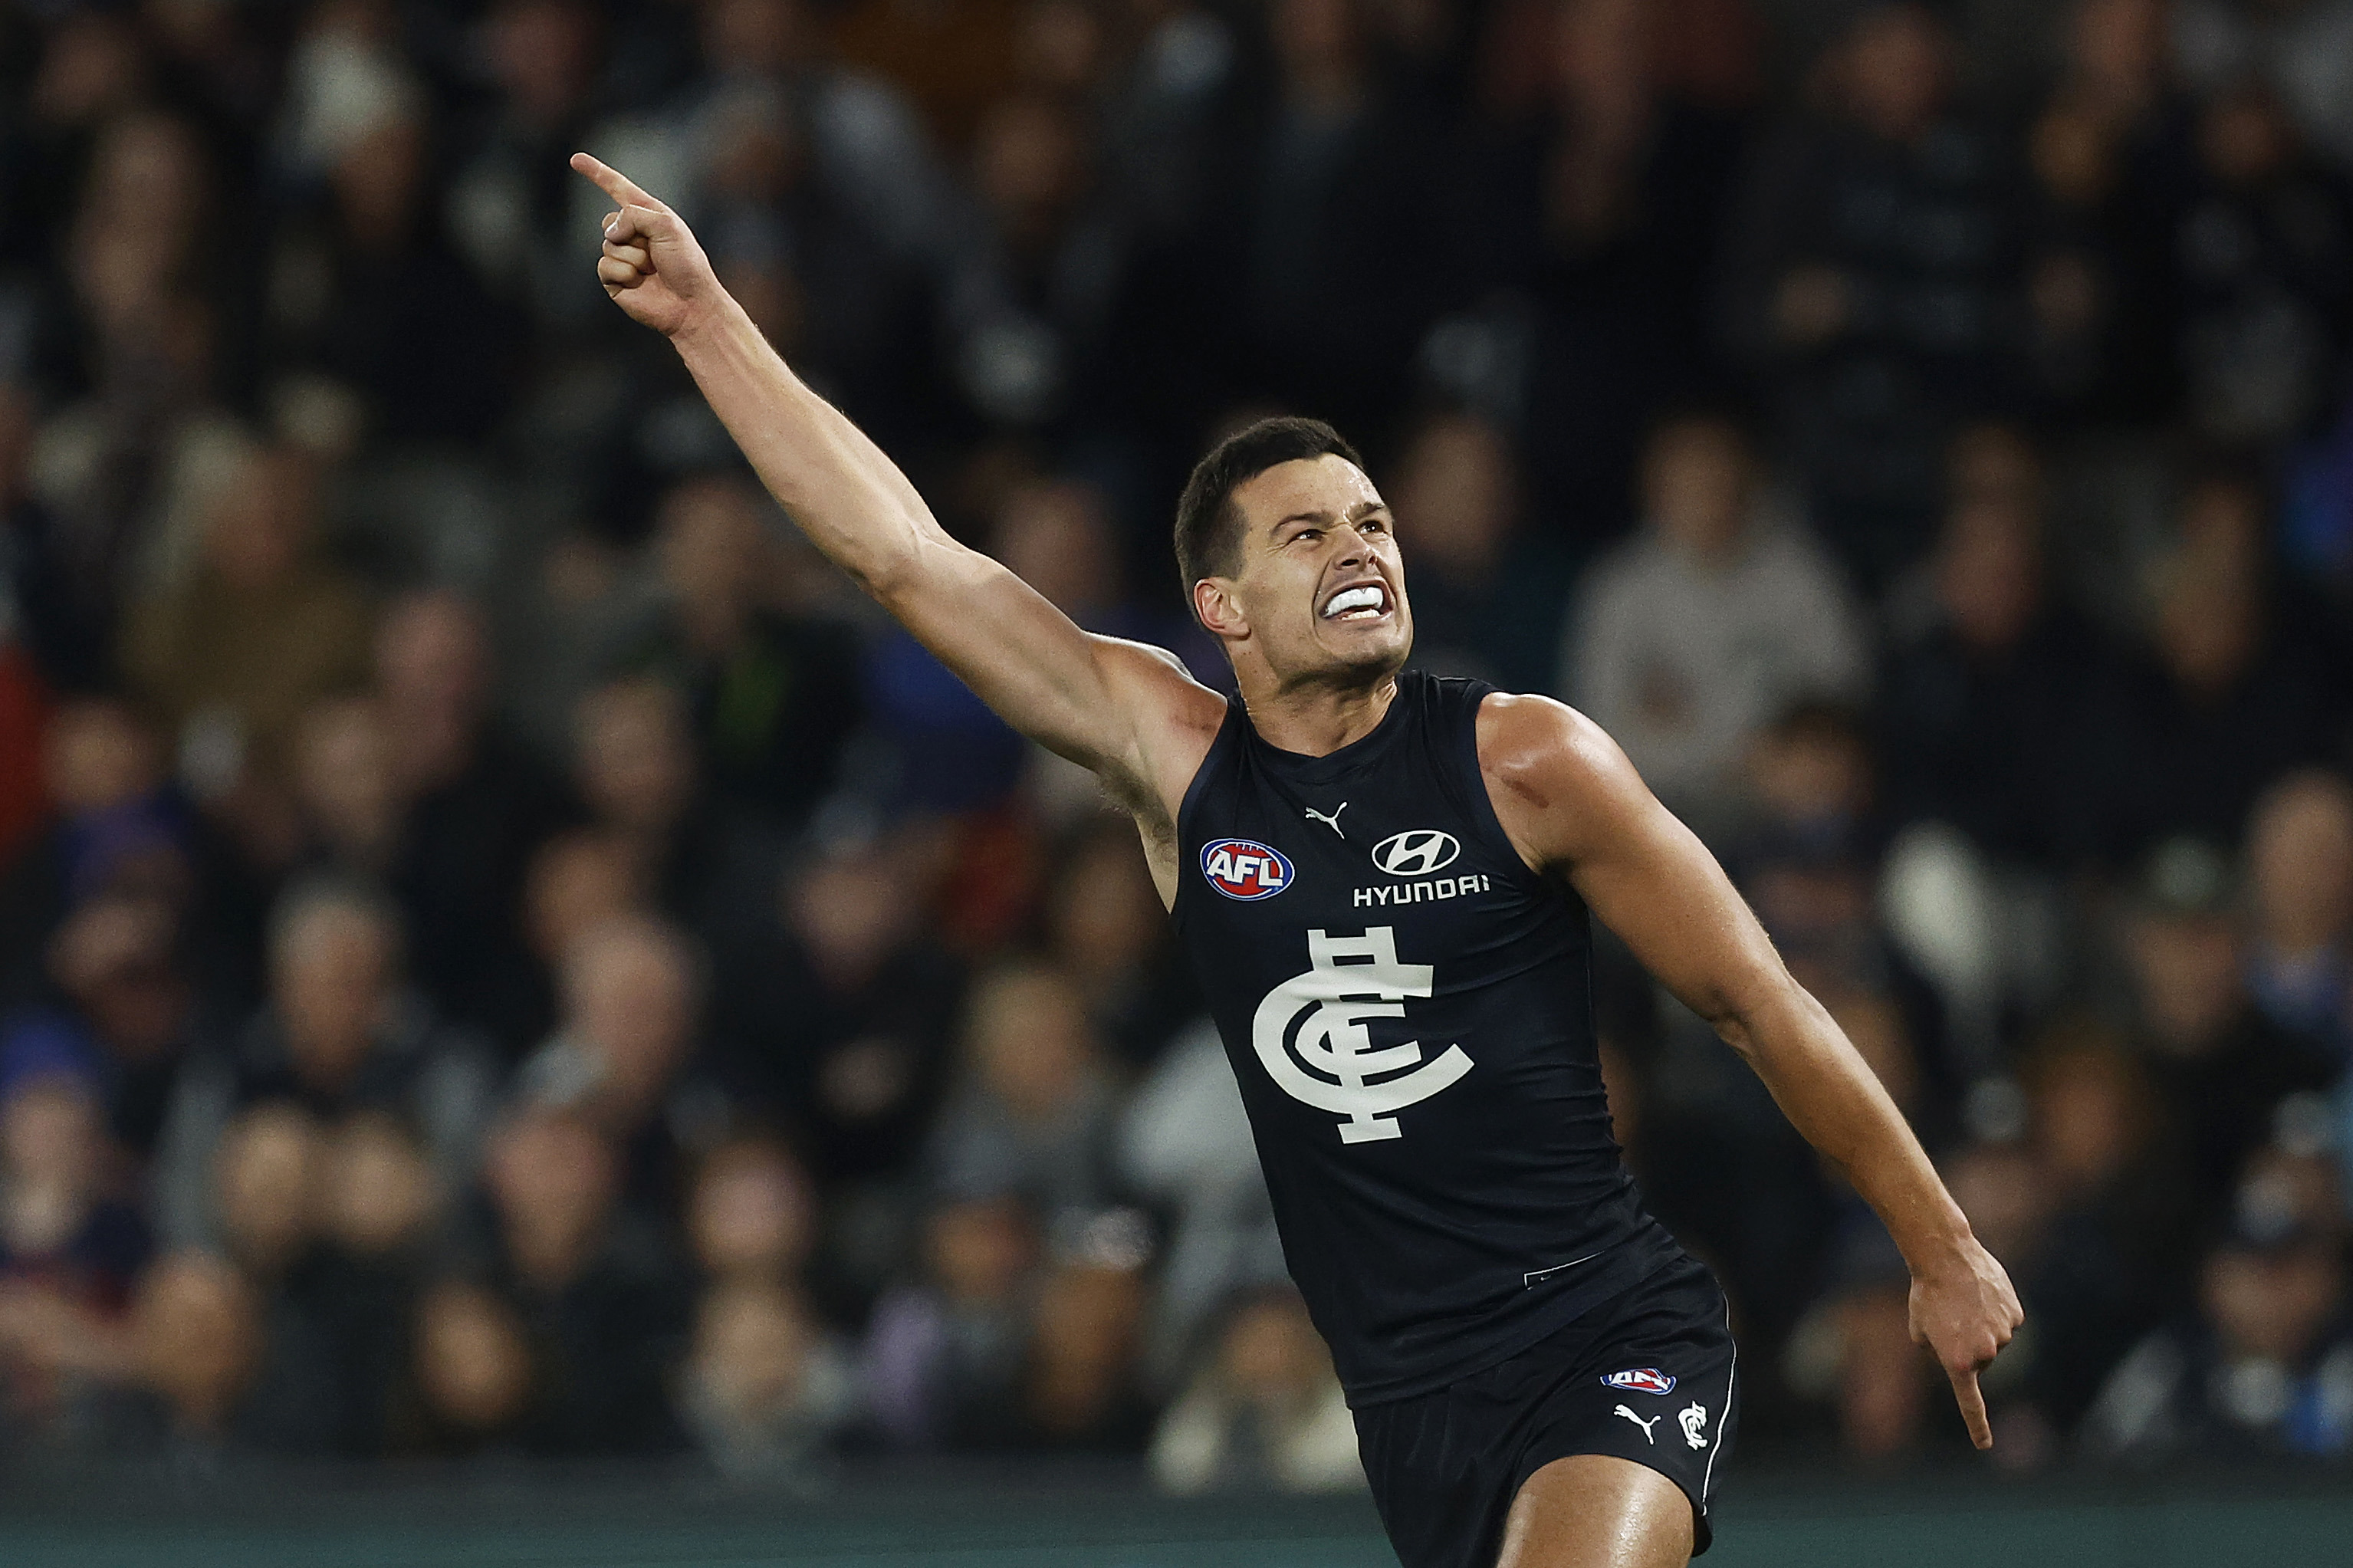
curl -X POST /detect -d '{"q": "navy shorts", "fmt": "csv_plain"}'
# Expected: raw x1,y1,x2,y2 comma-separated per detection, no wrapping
1352,1254,1739,1568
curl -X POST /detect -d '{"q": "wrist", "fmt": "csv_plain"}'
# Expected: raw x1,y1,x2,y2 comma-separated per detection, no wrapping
667,291,741,352
1901,1214,1983,1281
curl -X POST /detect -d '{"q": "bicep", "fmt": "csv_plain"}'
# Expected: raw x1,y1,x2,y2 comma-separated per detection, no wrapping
1568,794,1787,1035
1496,700,1788,1031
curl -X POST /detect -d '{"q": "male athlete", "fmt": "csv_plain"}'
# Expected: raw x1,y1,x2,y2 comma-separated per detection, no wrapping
572,153,2020,1568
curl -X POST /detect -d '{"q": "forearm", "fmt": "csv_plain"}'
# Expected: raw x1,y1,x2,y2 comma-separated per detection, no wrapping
1719,984,1973,1276
668,294,942,597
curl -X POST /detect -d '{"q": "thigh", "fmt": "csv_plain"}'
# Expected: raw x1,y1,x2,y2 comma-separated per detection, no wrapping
1495,1454,1694,1568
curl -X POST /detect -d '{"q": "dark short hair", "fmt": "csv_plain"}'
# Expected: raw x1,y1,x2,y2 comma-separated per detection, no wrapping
1172,416,1363,592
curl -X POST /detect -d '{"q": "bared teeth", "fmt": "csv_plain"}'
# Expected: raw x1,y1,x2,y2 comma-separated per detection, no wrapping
1323,585,1385,619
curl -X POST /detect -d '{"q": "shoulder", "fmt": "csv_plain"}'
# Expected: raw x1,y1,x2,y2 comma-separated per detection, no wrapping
1473,692,1650,868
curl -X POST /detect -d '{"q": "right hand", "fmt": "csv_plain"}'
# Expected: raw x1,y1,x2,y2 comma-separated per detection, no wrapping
570,153,721,338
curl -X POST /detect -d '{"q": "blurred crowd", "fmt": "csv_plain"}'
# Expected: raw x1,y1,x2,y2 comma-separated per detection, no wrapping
1,0,2351,1487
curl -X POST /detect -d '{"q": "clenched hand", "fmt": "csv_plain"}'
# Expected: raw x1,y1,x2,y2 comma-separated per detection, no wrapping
571,153,720,338
1909,1234,2024,1450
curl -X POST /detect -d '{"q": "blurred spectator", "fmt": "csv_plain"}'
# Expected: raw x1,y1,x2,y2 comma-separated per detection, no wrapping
1464,0,1752,534
2244,770,2353,1067
1,699,199,998
39,892,200,1159
1023,1254,1151,1451
400,1277,534,1457
2,378,109,692
0,1020,148,1438
1724,2,2024,588
204,1103,355,1451
2020,0,2190,426
1385,412,1569,692
633,474,862,830
291,694,400,876
1875,426,2106,867
513,827,646,1047
1185,0,1453,440
678,1277,854,1480
371,590,560,1045
688,1137,817,1288
2174,0,2353,173
307,1112,445,1455
929,964,1119,1221
2162,79,2353,449
265,103,523,444
514,912,713,1208
863,1195,1038,1448
2114,839,2332,1201
444,0,610,341
2085,1146,2353,1459
117,445,373,814
468,1108,688,1455
1117,1019,1286,1389
940,92,1125,432
152,878,495,1251
2006,1034,2190,1435
2084,476,2335,861
117,1251,268,1455
1565,415,1868,833
1149,1286,1359,1494
570,675,783,963
1041,818,1191,1068
832,0,1024,153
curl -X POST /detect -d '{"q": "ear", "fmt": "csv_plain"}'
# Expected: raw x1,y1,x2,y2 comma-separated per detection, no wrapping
1192,577,1249,641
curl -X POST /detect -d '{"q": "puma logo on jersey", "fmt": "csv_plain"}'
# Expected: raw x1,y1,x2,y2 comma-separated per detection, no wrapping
1250,927,1473,1143
1304,803,1349,838
1680,1403,1710,1449
1613,1405,1660,1444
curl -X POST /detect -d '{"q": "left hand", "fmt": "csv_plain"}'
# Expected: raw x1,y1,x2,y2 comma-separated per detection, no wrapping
1908,1235,2024,1450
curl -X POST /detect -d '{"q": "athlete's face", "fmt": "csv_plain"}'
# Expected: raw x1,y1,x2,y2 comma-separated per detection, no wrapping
1195,455,1413,685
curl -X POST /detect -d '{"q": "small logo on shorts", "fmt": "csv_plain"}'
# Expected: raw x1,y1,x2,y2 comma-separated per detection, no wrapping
1612,1405,1660,1444
1601,1367,1677,1396
1680,1402,1710,1450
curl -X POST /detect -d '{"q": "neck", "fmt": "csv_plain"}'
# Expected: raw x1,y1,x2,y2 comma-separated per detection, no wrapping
1238,669,1400,758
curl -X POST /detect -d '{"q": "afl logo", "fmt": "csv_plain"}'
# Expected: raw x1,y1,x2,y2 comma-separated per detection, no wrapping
1372,830,1460,877
1601,1368,1678,1396
1201,839,1294,901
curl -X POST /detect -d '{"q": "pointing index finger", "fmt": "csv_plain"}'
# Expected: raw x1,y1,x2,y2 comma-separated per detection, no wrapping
570,153,646,208
1949,1363,1993,1450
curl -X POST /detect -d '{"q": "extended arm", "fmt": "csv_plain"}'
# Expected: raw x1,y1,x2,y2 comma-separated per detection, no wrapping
570,155,1219,820
1478,693,2022,1449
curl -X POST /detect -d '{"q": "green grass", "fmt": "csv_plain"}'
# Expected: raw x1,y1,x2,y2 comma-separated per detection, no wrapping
1,1463,2347,1567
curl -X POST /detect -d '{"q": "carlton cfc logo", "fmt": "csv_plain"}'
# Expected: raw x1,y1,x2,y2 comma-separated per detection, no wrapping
1201,839,1294,900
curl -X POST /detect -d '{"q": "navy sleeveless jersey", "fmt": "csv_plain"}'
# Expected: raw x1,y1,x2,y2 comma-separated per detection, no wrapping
1172,669,1681,1405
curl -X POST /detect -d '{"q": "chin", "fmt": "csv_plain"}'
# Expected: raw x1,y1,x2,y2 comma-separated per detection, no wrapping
1321,626,1412,681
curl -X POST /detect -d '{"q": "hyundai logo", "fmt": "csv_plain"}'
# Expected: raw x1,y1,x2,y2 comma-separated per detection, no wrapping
1372,830,1461,876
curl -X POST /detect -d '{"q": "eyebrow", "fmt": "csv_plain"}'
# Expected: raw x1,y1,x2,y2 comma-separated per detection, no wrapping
1270,500,1388,534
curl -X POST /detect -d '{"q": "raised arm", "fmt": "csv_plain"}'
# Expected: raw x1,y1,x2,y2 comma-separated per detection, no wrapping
570,154,1221,829
1476,692,2023,1451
